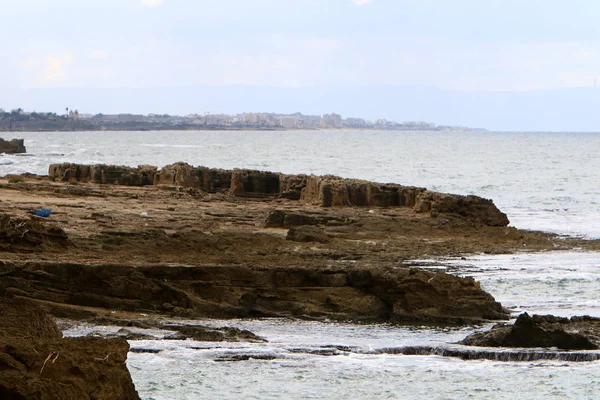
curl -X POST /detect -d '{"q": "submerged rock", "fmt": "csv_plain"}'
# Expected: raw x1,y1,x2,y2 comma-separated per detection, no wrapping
461,313,600,350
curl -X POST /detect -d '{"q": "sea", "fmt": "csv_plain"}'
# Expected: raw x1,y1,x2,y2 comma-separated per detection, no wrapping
2,130,600,399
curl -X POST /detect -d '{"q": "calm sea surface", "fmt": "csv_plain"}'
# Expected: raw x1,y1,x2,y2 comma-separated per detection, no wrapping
4,130,600,399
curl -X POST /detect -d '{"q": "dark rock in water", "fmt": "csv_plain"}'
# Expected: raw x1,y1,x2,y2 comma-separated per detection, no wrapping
0,297,140,399
461,313,600,350
87,328,155,341
374,345,600,362
164,325,266,343
214,353,278,362
286,226,331,243
0,138,26,154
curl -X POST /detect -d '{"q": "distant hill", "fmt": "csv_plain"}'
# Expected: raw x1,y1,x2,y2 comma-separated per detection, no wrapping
2,85,600,132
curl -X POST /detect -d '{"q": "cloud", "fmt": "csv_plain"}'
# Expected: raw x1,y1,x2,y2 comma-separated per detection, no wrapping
350,0,374,5
140,0,164,7
42,52,74,83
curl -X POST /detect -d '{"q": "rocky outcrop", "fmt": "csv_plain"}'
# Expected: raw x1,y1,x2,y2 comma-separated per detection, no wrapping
48,163,157,186
0,297,139,400
0,262,508,325
48,162,509,226
461,313,600,350
299,175,426,208
0,138,25,154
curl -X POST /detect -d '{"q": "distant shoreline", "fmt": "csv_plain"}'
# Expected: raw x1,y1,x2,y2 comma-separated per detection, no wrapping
0,126,485,133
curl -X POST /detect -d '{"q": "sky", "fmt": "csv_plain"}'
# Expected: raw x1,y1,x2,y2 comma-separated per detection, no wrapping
2,0,600,129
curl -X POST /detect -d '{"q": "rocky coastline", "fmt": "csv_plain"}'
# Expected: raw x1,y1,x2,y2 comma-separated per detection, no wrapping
2,163,600,396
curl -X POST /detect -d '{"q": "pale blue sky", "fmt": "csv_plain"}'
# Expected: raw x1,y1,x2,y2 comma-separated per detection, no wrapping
3,0,600,91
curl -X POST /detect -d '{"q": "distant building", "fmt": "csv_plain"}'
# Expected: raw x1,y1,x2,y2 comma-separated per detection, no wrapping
280,116,298,128
320,113,343,128
345,117,367,128
243,113,259,124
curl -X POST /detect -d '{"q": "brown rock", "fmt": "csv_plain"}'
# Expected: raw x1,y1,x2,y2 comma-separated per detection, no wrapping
415,191,510,226
0,138,26,154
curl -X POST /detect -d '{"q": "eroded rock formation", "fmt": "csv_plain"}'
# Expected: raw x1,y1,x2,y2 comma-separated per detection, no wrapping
0,138,26,154
48,162,509,226
0,297,139,400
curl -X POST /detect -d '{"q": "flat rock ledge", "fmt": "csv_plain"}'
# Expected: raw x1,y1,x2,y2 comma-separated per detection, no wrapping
461,313,600,350
0,296,139,400
0,262,508,325
48,162,509,226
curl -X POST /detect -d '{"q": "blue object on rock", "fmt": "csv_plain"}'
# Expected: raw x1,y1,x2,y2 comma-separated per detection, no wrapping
34,209,52,217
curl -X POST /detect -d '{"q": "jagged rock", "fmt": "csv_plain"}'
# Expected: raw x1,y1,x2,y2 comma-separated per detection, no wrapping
299,175,426,208
0,138,26,154
414,191,510,226
229,169,280,197
153,162,201,188
461,313,599,350
286,226,331,243
49,163,156,186
0,297,140,400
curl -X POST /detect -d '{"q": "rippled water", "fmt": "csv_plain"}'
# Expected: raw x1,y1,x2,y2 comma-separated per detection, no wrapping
3,130,600,398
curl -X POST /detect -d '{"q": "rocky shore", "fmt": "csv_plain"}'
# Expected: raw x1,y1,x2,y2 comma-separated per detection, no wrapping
2,163,600,395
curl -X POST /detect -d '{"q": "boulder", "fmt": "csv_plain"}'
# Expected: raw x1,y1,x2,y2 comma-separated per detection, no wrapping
461,313,599,350
0,138,26,154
